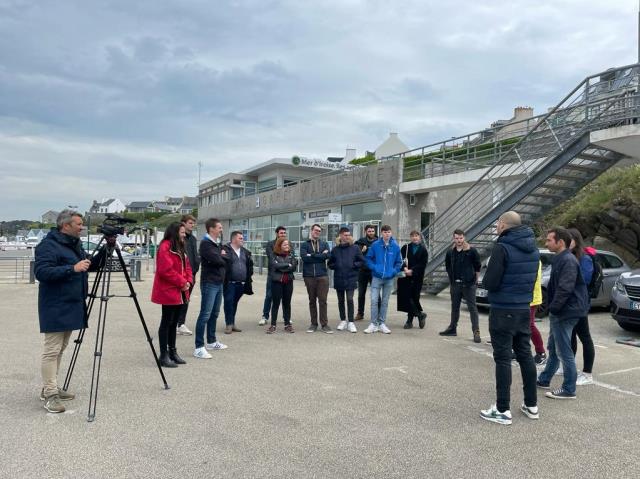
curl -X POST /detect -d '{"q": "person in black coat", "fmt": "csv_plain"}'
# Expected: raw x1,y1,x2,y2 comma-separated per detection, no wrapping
177,214,200,335
328,227,364,332
397,231,429,329
34,210,105,413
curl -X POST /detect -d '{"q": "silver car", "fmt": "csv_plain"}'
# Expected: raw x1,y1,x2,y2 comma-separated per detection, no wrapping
611,271,640,332
476,248,630,316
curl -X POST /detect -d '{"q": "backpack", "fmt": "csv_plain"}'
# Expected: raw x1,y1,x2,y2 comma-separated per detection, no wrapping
588,255,604,299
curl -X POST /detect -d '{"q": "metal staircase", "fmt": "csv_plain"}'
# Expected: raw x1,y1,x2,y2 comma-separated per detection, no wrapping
400,64,640,293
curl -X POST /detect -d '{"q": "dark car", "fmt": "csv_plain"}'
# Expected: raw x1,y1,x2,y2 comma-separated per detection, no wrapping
610,270,640,332
476,248,630,316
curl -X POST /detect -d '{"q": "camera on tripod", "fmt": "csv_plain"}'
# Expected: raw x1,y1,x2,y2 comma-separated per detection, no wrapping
97,214,137,237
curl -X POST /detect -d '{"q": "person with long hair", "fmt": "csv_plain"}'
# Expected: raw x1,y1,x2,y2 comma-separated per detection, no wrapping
267,238,298,334
568,228,595,386
151,222,193,368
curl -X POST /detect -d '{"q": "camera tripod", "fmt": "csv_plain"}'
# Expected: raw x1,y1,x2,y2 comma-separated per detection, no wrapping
62,235,169,422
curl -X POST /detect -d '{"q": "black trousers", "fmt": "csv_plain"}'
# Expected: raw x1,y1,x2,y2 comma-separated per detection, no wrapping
571,316,595,374
357,270,372,315
337,289,355,322
271,281,293,326
406,279,424,320
159,304,182,353
488,308,537,412
449,282,479,332
177,274,196,327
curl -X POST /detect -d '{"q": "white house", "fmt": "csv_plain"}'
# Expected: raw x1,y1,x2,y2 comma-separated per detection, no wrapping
374,132,409,160
89,198,126,214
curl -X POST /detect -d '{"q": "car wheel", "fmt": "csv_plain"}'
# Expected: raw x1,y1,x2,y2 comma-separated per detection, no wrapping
618,321,640,333
535,288,548,318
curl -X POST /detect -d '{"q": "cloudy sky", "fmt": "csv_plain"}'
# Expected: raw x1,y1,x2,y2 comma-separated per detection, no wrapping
0,0,637,221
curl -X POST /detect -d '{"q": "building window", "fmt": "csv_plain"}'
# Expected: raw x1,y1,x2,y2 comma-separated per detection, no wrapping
245,181,256,196
342,201,383,222
283,177,301,187
258,177,277,193
231,187,243,200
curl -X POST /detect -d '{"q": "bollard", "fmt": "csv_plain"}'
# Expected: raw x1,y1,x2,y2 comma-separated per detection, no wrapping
29,260,35,284
135,260,142,281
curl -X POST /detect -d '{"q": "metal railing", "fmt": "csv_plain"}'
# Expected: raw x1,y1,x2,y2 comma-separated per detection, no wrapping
420,63,640,277
0,257,34,284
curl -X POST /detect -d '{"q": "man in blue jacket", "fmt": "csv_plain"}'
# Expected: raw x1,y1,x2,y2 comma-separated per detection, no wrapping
301,224,332,333
537,227,589,400
480,211,540,425
35,210,104,413
364,225,403,334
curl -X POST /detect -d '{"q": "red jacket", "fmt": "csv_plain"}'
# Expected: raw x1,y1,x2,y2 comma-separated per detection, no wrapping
151,240,193,305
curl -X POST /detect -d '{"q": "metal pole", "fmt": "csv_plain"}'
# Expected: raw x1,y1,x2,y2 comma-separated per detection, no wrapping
638,0,640,63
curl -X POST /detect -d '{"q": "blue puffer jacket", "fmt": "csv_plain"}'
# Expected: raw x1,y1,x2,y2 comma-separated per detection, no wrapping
34,229,103,333
548,249,589,319
365,237,403,280
487,225,540,310
328,242,364,290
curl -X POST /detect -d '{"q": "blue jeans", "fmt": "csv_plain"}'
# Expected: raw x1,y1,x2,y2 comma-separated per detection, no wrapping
195,282,223,348
223,282,245,326
538,314,580,394
262,278,272,319
370,277,394,325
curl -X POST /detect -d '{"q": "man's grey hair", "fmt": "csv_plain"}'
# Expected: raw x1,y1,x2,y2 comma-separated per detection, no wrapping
56,209,82,229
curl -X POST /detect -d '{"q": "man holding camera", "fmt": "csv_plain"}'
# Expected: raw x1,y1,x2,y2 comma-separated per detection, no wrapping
35,210,104,413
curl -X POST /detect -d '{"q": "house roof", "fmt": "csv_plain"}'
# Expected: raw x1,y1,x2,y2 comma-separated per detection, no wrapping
127,201,154,208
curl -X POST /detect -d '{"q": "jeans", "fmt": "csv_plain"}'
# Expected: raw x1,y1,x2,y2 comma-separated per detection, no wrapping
337,289,355,322
357,270,372,316
370,277,394,325
488,308,537,412
195,282,223,348
41,331,72,397
177,273,196,327
262,278,272,319
449,282,479,332
158,304,181,352
271,280,293,326
304,276,329,326
571,316,595,374
538,314,580,395
223,281,245,326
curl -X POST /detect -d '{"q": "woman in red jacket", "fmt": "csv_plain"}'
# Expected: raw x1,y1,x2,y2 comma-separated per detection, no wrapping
151,222,193,368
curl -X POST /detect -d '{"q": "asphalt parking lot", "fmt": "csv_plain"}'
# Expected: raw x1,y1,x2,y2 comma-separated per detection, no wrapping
1,272,639,478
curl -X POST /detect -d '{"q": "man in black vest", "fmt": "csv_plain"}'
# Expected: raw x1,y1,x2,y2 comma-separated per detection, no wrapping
480,211,540,425
177,214,200,335
441,229,482,342
223,231,253,334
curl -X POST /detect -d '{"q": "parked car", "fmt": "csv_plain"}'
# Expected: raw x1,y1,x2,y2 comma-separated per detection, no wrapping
476,248,630,316
610,270,640,332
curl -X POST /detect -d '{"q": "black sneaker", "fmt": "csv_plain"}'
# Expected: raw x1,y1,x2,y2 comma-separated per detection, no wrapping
403,321,413,329
536,380,551,390
418,312,427,329
439,327,457,336
545,388,576,400
534,352,547,365
306,324,317,333
321,325,334,334
473,331,481,343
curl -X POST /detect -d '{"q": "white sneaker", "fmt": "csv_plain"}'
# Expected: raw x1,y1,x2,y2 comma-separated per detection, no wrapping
347,322,357,333
193,347,212,359
176,324,192,335
364,323,378,334
258,317,267,326
206,341,228,351
576,372,593,386
480,404,512,425
337,320,348,331
379,323,391,334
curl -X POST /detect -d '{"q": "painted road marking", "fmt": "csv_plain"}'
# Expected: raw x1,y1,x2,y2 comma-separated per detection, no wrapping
383,366,408,374
598,366,640,376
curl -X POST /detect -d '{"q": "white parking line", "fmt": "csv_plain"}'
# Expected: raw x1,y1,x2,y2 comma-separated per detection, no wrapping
598,366,640,376
592,381,640,397
594,344,609,349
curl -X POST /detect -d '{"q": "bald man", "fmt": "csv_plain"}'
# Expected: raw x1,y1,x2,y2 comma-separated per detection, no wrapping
480,211,540,425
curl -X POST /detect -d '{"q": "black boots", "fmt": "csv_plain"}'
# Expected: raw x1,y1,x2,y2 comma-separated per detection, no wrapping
169,348,186,365
160,351,178,368
439,325,457,336
418,312,427,329
403,317,414,329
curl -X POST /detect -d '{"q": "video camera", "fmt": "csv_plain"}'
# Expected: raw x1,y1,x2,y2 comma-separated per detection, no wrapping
97,214,137,237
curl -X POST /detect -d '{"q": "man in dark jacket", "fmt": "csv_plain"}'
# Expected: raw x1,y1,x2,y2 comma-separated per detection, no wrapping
441,229,482,342
222,231,253,334
177,214,200,336
354,225,378,320
301,224,332,333
328,227,364,333
537,227,589,400
259,226,288,325
397,231,428,330
480,211,540,425
35,210,104,413
193,218,229,359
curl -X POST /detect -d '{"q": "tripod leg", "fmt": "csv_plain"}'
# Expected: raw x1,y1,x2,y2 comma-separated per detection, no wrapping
115,247,170,390
63,248,106,392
